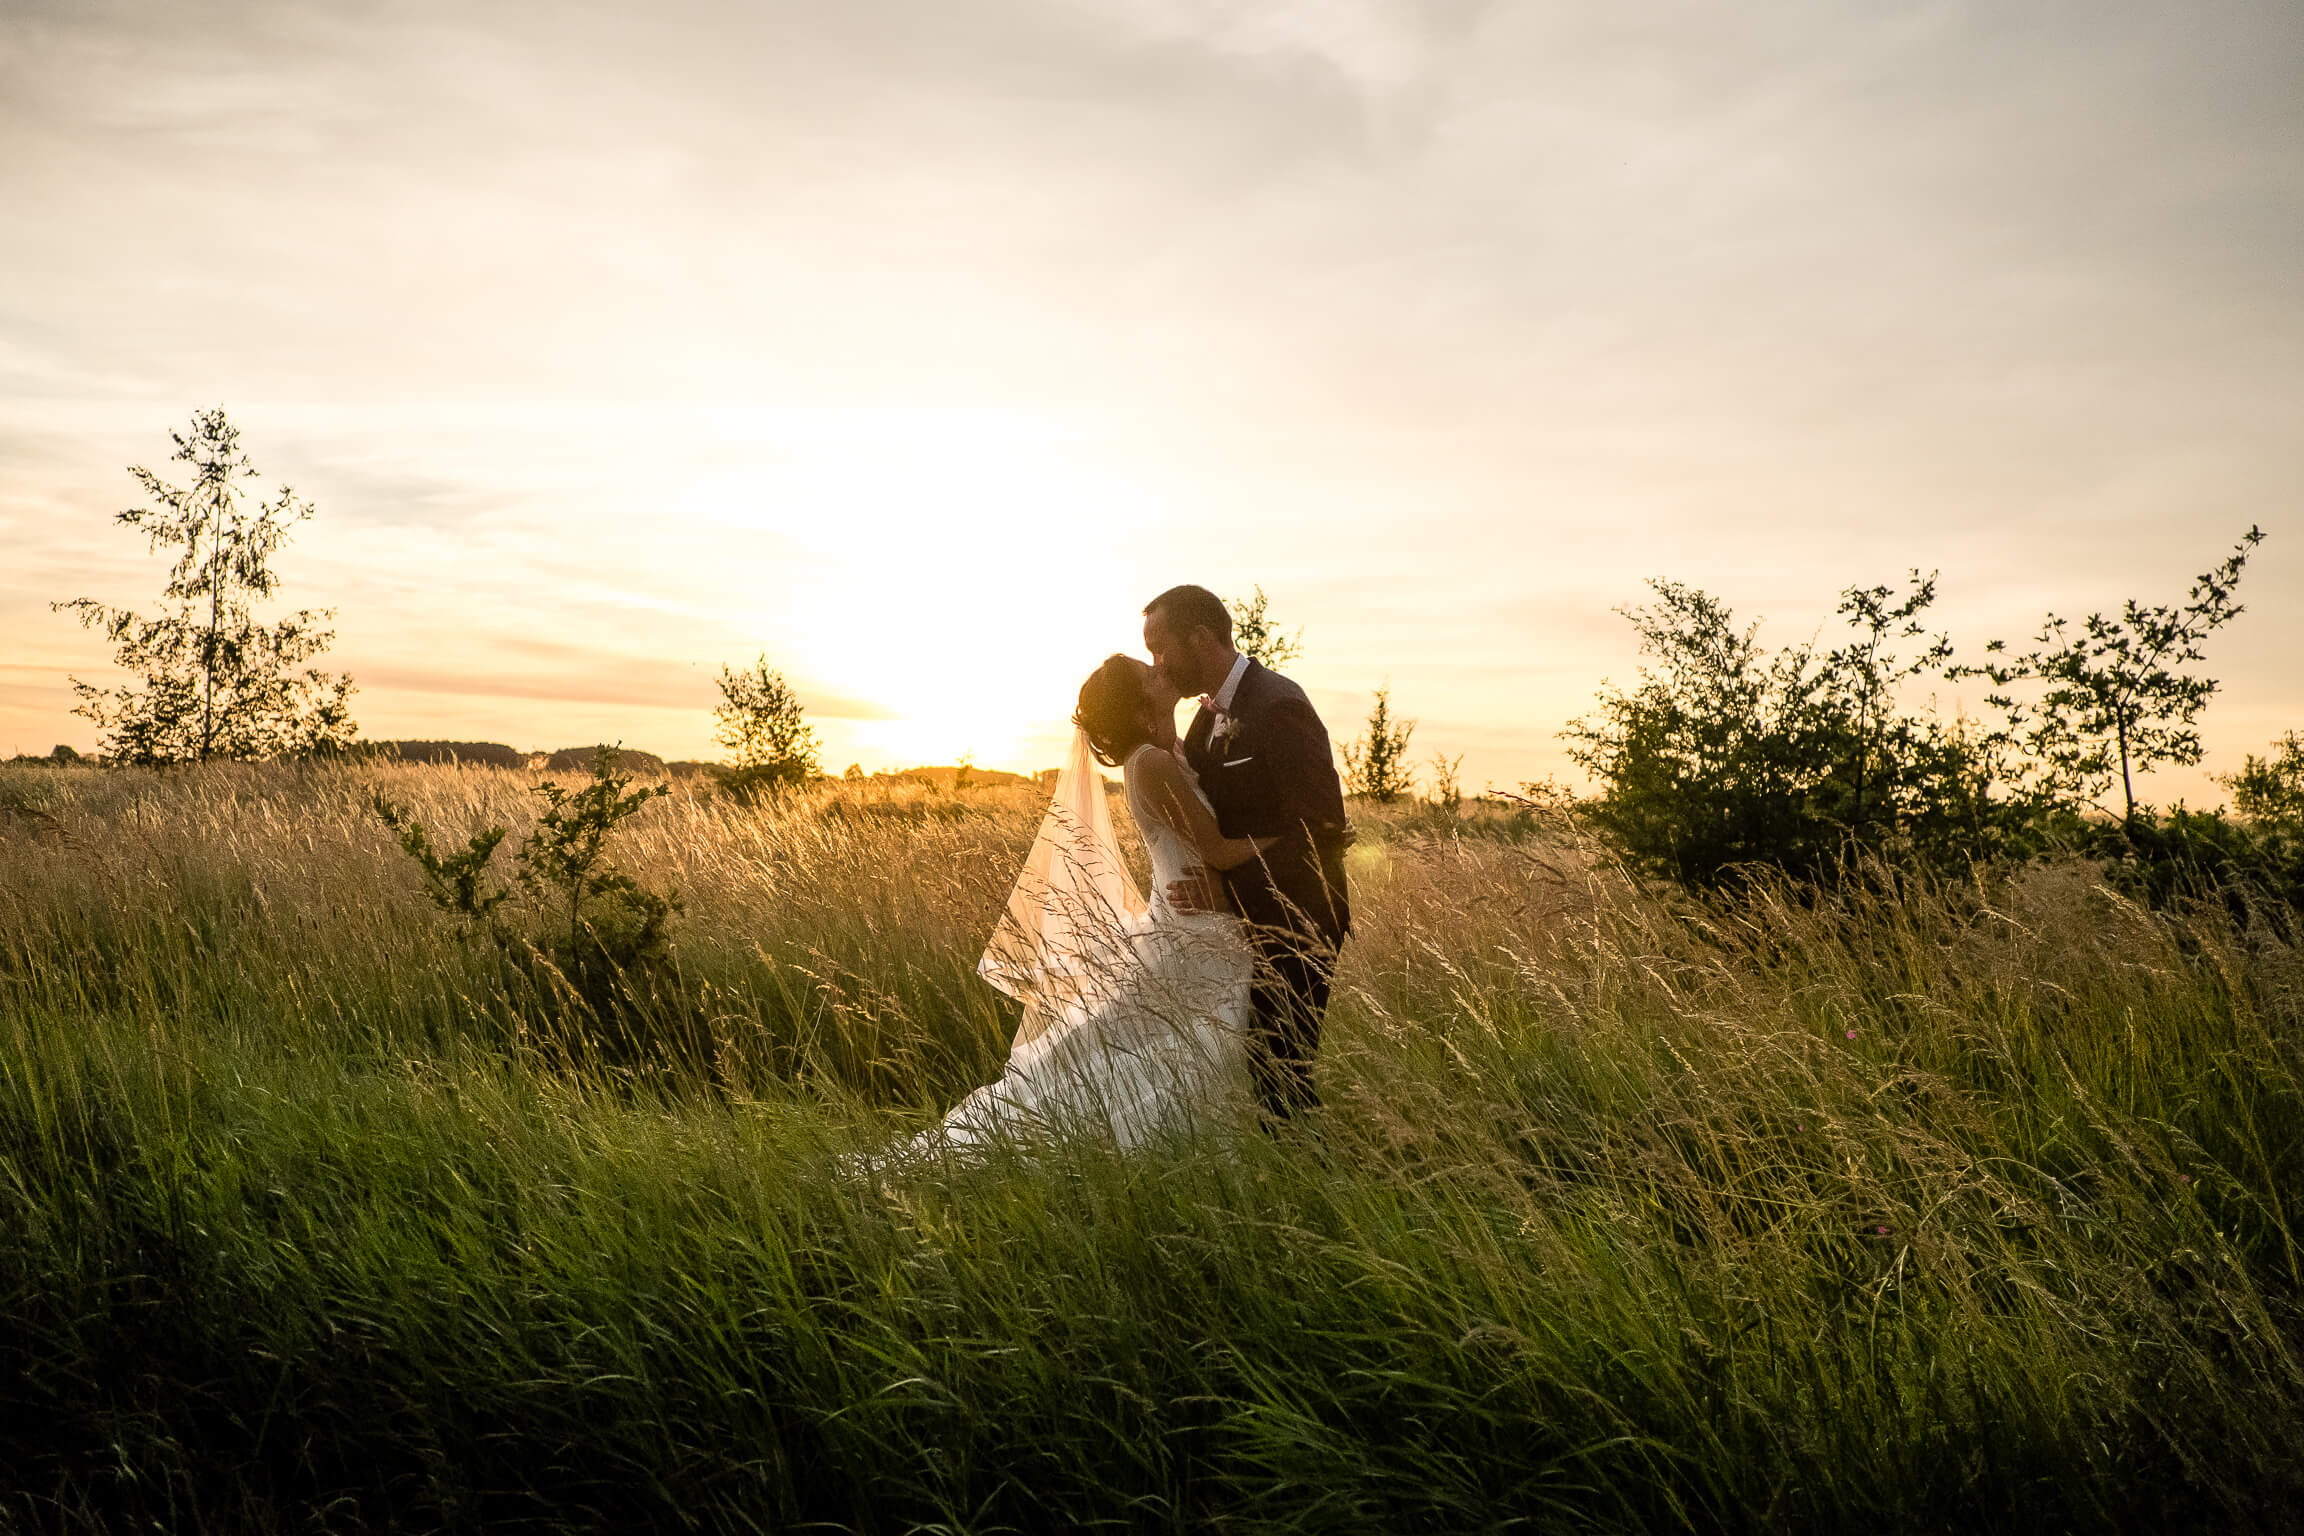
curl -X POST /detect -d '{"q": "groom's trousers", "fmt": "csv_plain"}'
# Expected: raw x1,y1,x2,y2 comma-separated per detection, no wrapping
1229,836,1350,1123
1243,923,1337,1122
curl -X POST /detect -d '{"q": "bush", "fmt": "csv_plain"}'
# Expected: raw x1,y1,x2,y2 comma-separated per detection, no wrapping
2223,733,2304,829
1565,576,2005,889
2073,811,2302,938
2078,767,2304,930
375,748,685,1061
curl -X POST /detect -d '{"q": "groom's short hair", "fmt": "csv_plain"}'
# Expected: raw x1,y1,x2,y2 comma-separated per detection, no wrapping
1144,584,1232,647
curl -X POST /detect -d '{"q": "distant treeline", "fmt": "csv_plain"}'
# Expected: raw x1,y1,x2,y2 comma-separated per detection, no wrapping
362,743,1040,788
18,737,1049,789
872,764,1040,790
360,742,712,776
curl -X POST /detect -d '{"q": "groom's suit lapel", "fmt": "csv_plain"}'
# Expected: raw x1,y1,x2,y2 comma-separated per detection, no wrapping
1231,660,1268,723
1184,659,1259,776
1191,660,1269,832
1183,698,1217,775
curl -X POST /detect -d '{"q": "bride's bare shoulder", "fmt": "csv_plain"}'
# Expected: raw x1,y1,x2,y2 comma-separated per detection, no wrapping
1125,744,1189,803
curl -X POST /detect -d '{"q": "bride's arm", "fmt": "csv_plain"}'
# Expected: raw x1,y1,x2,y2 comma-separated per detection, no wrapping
1131,748,1271,872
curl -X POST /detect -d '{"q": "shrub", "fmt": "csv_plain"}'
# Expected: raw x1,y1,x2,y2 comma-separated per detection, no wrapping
2074,733,2304,927
1564,575,2004,889
2077,806,2304,933
375,747,683,1059
2222,732,2304,830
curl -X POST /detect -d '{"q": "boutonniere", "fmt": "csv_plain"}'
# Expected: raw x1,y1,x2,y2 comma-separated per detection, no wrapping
1210,713,1242,750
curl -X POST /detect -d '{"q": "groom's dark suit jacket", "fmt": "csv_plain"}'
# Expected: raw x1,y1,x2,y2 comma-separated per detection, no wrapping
1183,660,1352,945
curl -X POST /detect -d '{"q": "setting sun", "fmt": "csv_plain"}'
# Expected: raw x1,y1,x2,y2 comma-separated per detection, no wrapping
702,406,1157,770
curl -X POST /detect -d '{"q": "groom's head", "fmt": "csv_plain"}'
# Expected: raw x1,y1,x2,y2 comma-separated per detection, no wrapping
1143,584,1237,696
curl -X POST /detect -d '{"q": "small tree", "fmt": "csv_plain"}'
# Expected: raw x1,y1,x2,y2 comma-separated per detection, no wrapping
54,407,357,763
376,747,678,1033
1428,751,1464,816
518,753,678,974
713,655,821,794
1342,686,1416,802
1823,571,1955,838
1227,586,1303,671
1957,527,2263,826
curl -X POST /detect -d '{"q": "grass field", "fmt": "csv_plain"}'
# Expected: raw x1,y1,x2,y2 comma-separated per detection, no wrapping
3,757,2302,1532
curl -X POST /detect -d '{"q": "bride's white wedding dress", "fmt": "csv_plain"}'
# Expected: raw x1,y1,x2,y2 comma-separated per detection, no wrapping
902,736,1255,1158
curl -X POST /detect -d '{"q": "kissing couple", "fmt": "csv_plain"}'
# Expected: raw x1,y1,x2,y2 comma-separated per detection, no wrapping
904,584,1354,1158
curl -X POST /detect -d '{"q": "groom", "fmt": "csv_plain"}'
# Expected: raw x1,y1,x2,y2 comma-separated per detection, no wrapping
1144,584,1352,1123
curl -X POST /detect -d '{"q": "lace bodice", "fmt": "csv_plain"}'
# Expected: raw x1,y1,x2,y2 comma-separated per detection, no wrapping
1124,744,1215,921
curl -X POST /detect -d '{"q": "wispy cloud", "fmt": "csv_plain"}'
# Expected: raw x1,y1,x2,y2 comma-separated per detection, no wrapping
1071,0,1475,97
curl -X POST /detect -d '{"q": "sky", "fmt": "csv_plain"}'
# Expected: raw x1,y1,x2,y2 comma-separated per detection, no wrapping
4,0,2301,800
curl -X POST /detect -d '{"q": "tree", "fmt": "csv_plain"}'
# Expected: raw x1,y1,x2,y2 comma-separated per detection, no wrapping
1957,527,2264,826
1823,572,1955,839
54,407,357,763
1227,586,1303,670
1564,577,2001,888
1342,686,1416,802
713,655,821,792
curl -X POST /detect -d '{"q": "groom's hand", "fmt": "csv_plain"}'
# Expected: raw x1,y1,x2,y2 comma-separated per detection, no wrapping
1166,873,1225,914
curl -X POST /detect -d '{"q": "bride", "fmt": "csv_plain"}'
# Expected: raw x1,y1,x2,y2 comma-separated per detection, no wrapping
901,654,1272,1158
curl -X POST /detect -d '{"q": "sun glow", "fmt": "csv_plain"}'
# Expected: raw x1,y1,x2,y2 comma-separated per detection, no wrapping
682,406,1165,773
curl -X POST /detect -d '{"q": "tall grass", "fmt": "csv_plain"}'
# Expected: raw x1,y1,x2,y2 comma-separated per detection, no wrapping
2,759,2302,1531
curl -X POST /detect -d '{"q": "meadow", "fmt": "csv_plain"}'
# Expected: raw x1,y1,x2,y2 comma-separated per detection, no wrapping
3,756,2302,1532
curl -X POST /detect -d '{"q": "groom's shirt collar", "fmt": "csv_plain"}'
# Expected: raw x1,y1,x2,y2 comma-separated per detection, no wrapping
1210,653,1252,714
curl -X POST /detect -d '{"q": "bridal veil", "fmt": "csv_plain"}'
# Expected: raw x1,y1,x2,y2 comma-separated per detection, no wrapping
976,727,1147,1057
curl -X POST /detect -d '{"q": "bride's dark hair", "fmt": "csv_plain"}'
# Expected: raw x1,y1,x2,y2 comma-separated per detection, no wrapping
1074,654,1155,768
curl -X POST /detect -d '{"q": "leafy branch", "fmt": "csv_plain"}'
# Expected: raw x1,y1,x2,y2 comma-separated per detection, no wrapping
1954,527,2263,826
1228,586,1303,671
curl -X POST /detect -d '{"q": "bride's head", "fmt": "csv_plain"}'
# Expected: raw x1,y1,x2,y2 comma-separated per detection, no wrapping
1074,654,1179,767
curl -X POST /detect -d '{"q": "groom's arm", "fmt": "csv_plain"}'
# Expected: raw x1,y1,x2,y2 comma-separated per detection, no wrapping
1261,695,1349,840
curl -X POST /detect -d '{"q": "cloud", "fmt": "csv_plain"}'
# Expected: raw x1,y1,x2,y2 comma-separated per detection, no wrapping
1070,0,1477,98
356,637,897,722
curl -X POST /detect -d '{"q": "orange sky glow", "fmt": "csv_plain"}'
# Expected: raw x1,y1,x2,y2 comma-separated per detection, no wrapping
4,1,2300,804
